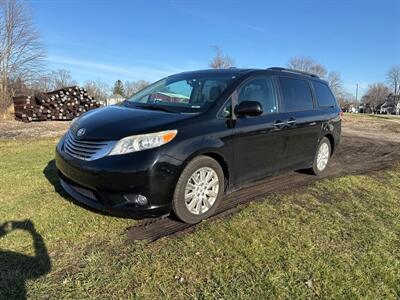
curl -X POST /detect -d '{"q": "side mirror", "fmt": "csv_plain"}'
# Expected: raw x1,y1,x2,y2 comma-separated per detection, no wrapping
235,101,263,117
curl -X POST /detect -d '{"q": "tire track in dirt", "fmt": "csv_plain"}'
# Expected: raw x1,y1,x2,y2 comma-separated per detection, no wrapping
127,134,400,242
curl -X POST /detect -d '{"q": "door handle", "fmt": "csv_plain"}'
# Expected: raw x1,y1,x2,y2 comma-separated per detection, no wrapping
273,120,285,128
287,118,296,125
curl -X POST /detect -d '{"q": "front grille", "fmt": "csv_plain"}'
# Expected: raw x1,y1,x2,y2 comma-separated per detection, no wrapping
64,132,113,161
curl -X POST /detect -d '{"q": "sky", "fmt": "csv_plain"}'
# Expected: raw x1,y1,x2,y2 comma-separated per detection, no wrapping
29,0,400,97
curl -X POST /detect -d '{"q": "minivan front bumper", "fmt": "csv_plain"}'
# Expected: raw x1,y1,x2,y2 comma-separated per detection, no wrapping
55,137,183,218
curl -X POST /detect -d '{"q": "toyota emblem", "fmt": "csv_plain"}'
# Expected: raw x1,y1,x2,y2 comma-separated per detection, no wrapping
76,128,86,137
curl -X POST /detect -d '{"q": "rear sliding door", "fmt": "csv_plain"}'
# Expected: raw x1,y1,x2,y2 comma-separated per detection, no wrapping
277,76,321,169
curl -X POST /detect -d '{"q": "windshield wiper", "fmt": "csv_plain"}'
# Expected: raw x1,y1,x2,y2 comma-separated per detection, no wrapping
134,104,176,113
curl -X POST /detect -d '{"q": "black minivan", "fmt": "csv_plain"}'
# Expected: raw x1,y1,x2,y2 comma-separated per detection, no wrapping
56,67,341,224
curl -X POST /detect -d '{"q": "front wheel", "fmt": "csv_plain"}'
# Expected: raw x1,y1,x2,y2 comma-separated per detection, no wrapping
309,137,331,176
172,156,224,224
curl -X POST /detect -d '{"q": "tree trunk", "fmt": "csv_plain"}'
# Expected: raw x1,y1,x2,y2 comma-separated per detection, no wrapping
0,78,8,113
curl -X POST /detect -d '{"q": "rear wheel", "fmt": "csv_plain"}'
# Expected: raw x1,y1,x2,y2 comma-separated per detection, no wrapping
172,156,224,224
309,137,331,176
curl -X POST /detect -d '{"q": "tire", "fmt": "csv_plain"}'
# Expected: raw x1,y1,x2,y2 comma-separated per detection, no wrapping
309,137,332,176
172,155,225,224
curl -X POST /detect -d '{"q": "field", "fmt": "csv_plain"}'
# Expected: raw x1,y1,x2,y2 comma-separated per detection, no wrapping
0,114,400,299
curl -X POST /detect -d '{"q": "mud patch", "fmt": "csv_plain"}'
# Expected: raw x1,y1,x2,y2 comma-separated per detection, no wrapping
127,134,400,242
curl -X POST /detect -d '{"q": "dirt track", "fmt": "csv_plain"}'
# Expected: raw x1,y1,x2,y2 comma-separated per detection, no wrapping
1,115,399,241
0,119,70,139
127,130,400,242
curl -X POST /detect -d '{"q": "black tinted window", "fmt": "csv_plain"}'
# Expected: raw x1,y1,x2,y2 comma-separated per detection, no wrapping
279,77,313,112
313,81,337,107
126,74,236,113
238,76,278,114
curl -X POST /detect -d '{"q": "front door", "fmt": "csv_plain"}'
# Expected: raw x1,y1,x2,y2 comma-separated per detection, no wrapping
231,75,288,186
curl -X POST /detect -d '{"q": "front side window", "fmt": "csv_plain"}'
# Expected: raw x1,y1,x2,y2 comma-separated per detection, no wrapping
126,74,236,113
313,81,337,107
237,76,278,114
279,77,314,112
219,98,232,119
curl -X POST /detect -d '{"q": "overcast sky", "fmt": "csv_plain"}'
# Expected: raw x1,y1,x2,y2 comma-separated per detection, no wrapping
30,0,399,96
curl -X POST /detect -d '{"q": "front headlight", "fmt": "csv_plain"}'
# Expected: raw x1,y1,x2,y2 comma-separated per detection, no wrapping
108,130,177,156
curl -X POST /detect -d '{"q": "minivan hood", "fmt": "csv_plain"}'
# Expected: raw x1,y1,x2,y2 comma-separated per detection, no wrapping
71,105,193,140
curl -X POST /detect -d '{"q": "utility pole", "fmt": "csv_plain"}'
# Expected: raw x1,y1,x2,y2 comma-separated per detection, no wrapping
355,83,359,102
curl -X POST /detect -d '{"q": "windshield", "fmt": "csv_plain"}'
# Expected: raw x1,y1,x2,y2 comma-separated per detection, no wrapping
125,73,237,112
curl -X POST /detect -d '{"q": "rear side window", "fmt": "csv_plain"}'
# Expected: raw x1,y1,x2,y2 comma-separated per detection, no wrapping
313,81,337,107
278,77,314,112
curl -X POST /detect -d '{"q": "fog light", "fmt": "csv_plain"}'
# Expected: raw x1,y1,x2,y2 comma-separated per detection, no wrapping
124,194,148,206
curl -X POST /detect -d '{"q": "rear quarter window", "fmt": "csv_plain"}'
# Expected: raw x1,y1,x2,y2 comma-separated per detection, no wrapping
278,77,314,112
313,81,337,107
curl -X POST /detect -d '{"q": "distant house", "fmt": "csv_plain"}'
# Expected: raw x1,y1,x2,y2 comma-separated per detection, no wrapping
348,104,358,113
358,103,373,114
379,94,397,115
107,94,125,106
341,103,359,113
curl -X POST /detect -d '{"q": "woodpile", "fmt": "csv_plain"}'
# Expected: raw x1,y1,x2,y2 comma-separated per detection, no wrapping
13,86,102,122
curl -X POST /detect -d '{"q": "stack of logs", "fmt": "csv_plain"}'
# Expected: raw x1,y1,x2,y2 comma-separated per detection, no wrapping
13,86,102,122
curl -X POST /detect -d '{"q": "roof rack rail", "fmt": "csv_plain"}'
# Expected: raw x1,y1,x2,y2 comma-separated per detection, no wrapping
267,67,319,78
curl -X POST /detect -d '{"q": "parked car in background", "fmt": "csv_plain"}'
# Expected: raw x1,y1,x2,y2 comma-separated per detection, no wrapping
56,67,342,224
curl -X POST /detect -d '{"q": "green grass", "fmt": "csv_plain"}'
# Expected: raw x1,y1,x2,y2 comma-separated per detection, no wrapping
0,138,399,299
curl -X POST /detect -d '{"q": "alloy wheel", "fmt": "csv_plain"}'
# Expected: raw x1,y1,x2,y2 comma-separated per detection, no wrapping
184,167,219,215
316,142,330,171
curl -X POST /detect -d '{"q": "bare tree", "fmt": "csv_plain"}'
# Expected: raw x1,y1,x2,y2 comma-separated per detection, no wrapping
386,65,400,103
209,46,235,69
336,91,356,109
48,69,77,90
362,83,390,111
326,71,344,97
287,57,327,78
84,79,109,101
124,80,150,98
0,0,45,112
28,69,76,92
287,56,345,97
29,73,53,93
8,77,29,95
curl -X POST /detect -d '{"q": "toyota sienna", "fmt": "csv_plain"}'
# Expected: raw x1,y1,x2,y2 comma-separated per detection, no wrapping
56,67,341,224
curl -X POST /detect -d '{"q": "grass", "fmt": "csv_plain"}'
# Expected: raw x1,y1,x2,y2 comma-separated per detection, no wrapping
0,137,399,299
344,112,400,124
